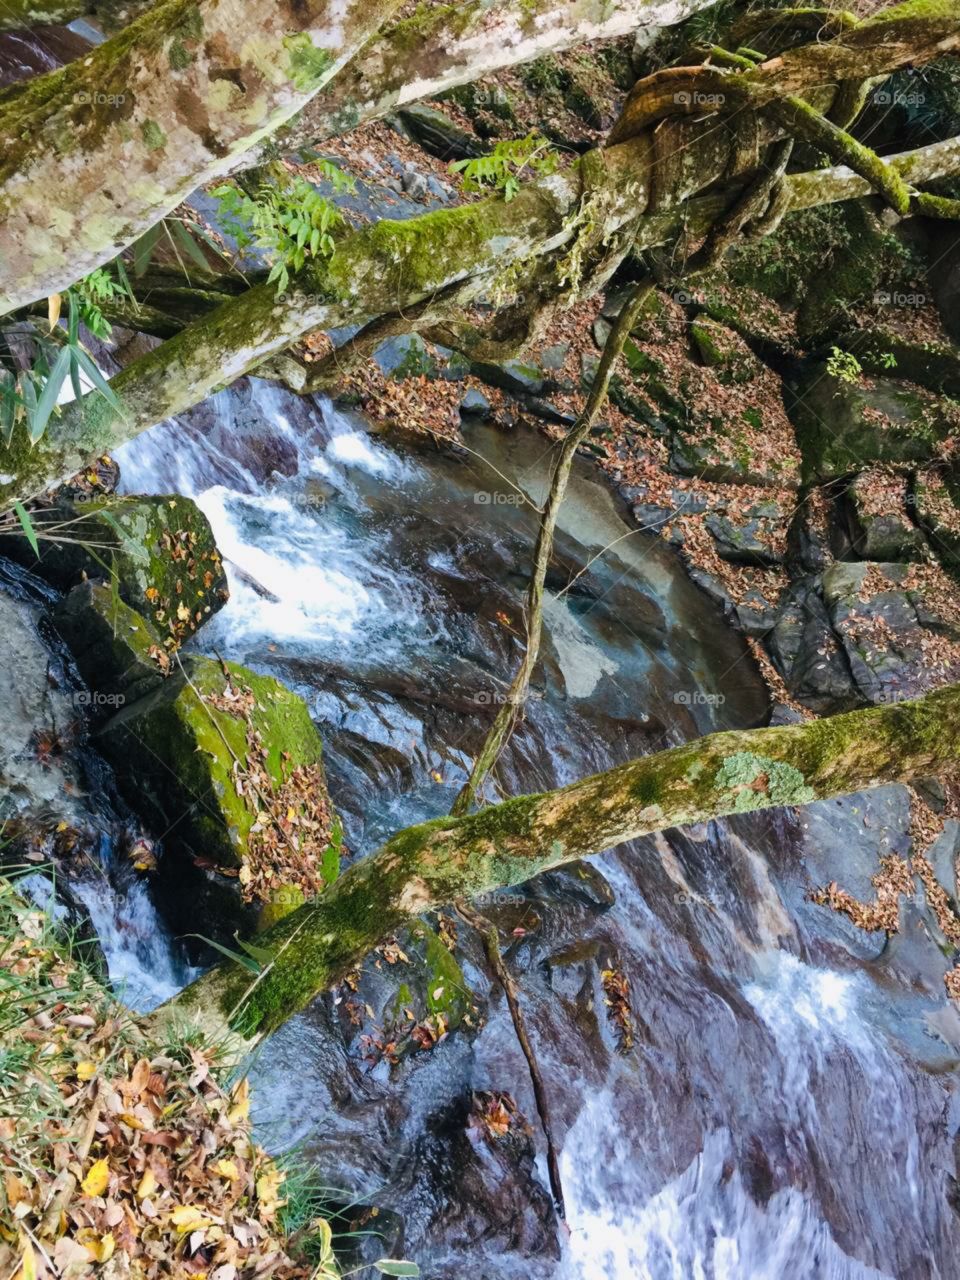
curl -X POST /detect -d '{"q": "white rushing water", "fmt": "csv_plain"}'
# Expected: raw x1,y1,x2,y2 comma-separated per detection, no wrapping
21,858,189,1013
558,951,913,1280
117,394,439,663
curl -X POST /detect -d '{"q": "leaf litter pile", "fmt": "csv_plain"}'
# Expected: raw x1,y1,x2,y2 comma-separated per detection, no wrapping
0,879,317,1280
200,676,339,908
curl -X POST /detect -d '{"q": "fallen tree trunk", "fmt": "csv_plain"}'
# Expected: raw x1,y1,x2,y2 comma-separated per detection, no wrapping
0,0,406,312
3,128,959,513
156,682,960,1052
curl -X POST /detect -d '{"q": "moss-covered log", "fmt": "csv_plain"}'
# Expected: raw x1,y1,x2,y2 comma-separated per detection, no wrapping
4,127,958,514
609,0,960,144
0,0,406,312
154,682,960,1052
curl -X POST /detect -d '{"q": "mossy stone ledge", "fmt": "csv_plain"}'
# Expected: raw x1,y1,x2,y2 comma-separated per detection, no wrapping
97,655,328,873
3,494,228,648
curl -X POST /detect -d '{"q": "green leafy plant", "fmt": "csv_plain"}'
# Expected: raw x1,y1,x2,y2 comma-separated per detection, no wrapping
72,262,143,339
826,346,863,385
0,294,122,446
212,165,355,295
450,131,559,201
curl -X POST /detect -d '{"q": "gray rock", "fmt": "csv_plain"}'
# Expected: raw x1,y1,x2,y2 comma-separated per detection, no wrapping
593,316,612,349
766,579,859,712
401,167,429,199
374,333,435,378
459,389,492,417
633,503,675,529
471,358,545,396
396,103,485,160
425,176,451,203
787,362,956,481
0,579,88,825
704,512,781,566
840,473,927,561
540,343,571,371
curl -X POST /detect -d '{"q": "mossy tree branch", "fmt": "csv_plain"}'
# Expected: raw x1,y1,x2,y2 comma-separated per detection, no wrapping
0,0,407,313
3,129,960,513
154,683,960,1054
608,0,960,144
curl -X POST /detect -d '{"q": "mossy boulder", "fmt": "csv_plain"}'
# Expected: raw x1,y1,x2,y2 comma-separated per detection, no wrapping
52,580,167,707
786,365,957,481
396,103,485,160
836,471,927,562
912,466,960,574
843,327,960,398
690,319,761,385
97,655,326,872
3,495,228,647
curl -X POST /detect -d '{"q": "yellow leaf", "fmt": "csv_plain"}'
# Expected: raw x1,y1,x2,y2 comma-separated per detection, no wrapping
237,863,252,887
176,602,190,621
76,1060,97,1082
81,1157,110,1197
47,293,61,332
170,1206,214,1234
431,771,443,783
21,1241,36,1280
213,1159,239,1180
136,1169,156,1200
94,1233,115,1264
226,1077,249,1126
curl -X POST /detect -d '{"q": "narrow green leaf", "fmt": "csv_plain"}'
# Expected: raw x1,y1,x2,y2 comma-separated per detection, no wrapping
68,350,84,402
236,936,277,966
72,349,123,415
13,503,39,558
374,1262,420,1277
30,344,71,442
67,291,79,345
171,219,214,273
133,221,163,277
184,934,260,974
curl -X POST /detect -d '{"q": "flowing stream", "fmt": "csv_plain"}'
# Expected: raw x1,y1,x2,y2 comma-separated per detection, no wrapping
19,377,960,1276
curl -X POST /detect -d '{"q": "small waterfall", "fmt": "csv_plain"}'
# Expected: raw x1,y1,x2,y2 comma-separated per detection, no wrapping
99,376,960,1276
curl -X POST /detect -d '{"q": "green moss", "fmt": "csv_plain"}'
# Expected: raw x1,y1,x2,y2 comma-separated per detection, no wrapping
140,118,167,151
99,656,327,871
417,924,469,1023
283,34,333,91
168,39,192,70
714,751,816,810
